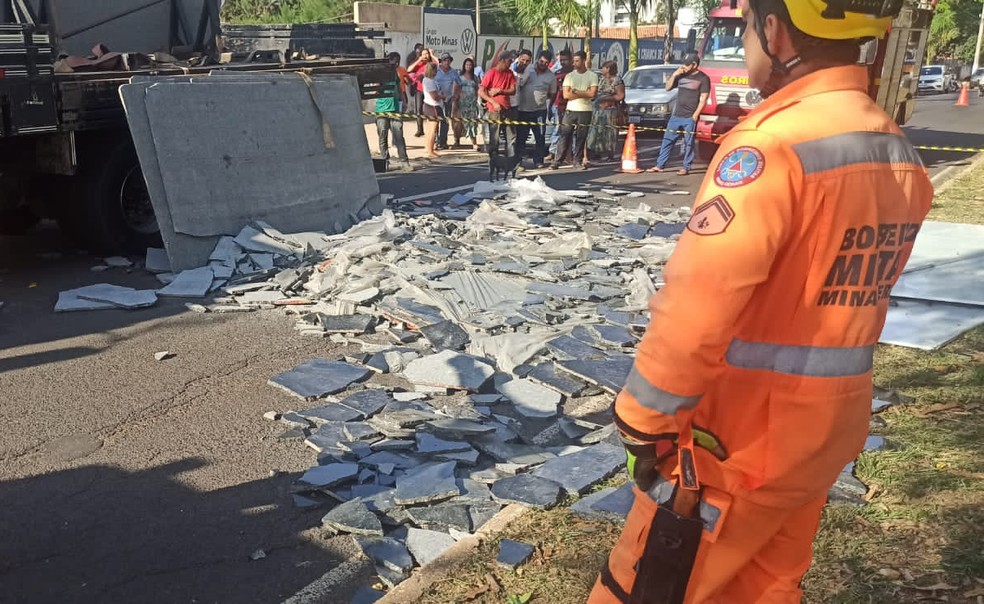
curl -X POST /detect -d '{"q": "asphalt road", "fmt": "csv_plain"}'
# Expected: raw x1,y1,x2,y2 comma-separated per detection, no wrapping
0,93,980,604
902,90,984,180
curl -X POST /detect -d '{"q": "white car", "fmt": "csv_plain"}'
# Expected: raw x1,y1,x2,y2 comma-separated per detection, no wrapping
918,65,957,94
623,65,681,131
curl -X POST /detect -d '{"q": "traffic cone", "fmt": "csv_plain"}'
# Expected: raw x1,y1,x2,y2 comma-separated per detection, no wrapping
620,124,642,173
956,82,970,107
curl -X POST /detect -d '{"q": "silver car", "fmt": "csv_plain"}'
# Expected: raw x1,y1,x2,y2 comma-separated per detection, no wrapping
623,65,681,132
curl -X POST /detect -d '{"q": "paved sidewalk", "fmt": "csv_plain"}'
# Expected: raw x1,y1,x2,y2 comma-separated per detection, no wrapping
362,119,489,168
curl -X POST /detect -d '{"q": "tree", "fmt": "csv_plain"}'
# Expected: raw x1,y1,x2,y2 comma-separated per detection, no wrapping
927,0,984,63
662,0,676,64
619,0,656,69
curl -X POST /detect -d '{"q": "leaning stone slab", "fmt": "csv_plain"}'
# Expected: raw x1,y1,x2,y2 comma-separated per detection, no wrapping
354,536,414,573
405,527,457,567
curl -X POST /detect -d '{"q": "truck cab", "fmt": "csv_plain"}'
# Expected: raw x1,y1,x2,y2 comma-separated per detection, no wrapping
691,0,936,161
693,0,761,160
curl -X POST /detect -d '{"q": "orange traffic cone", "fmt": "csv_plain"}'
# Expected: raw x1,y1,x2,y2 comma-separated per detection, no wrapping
620,124,642,173
956,82,970,107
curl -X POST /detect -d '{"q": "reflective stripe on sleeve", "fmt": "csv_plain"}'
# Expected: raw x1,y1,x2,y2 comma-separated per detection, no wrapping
726,339,874,377
624,365,703,415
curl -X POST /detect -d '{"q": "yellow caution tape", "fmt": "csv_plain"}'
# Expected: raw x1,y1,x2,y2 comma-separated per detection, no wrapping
362,111,984,154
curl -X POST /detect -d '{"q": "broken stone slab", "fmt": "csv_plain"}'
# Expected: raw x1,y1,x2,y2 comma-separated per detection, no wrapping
280,411,313,430
531,443,625,496
546,335,607,361
469,468,510,484
339,287,381,304
351,485,390,499
468,394,505,405
393,391,428,402
590,325,637,347
491,474,563,509
54,285,140,312
322,314,375,334
343,422,381,441
402,350,495,392
592,482,635,518
268,359,371,401
416,433,474,455
406,503,472,532
279,427,307,441
154,351,175,362
828,462,868,504
360,451,423,471
157,267,214,298
237,290,288,305
405,527,457,567
300,403,363,425
394,461,460,505
579,423,618,446
375,408,443,430
453,478,493,504
374,564,408,589
435,447,480,465
293,494,328,509
557,417,604,441
304,424,348,454
467,502,501,532
527,363,590,398
338,390,393,418
424,419,497,439
556,357,634,394
471,440,553,469
350,586,385,604
355,536,414,573
420,320,471,351
321,499,383,536
864,435,887,452
496,378,562,418
75,284,159,310
569,487,619,521
497,539,535,570
528,282,604,301
297,463,359,489
871,399,893,413
370,438,415,451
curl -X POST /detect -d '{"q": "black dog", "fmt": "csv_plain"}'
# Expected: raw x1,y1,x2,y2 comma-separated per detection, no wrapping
488,152,522,182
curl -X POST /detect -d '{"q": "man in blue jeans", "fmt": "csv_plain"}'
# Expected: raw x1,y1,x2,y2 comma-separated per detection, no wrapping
647,52,710,175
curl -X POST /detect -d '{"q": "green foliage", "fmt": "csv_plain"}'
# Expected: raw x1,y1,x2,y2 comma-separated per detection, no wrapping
927,0,983,63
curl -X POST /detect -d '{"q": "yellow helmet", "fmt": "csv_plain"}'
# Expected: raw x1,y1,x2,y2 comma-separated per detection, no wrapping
784,0,900,40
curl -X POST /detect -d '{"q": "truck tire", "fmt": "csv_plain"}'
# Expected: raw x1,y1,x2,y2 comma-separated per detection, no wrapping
71,133,162,253
0,172,39,235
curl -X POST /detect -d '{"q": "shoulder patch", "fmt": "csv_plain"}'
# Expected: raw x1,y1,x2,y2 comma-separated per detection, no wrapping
687,196,735,236
714,146,765,188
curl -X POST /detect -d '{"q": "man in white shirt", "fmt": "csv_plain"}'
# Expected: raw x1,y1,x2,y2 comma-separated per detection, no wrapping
550,50,598,171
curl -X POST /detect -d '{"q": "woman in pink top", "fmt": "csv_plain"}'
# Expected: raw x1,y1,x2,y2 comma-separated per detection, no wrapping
407,49,437,137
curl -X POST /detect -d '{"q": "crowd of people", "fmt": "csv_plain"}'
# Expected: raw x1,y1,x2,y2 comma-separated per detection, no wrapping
373,42,631,171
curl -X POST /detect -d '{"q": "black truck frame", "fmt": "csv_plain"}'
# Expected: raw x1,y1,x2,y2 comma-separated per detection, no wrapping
0,0,392,252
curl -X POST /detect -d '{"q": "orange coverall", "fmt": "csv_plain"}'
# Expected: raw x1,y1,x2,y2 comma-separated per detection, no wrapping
589,65,933,603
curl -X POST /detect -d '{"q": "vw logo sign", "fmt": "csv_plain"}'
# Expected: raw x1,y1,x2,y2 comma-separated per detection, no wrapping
604,43,625,74
460,29,475,55
745,89,763,107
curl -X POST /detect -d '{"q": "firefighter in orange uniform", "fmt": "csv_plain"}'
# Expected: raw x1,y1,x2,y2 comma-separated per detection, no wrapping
589,1,934,602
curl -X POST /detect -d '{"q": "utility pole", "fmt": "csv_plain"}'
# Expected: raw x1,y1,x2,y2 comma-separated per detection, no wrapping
476,0,481,35
974,0,984,72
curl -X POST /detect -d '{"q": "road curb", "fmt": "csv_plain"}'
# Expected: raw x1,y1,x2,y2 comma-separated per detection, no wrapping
931,152,984,194
378,504,530,604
